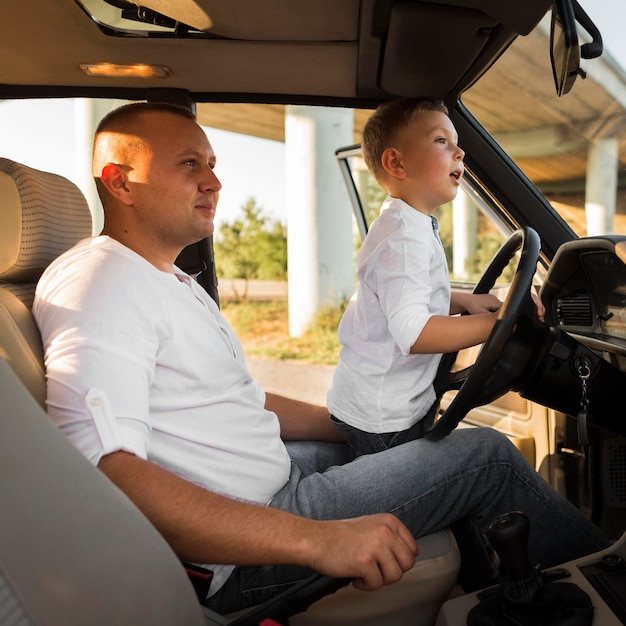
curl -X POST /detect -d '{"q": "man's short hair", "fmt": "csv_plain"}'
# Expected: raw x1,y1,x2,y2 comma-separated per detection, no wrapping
95,101,197,135
362,98,449,182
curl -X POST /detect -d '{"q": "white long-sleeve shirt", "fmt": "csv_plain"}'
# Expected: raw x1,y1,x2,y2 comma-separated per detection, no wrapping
34,236,291,594
327,196,451,433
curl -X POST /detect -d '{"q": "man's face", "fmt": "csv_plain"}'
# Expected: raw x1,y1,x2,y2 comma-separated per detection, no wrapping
397,110,464,213
125,111,222,252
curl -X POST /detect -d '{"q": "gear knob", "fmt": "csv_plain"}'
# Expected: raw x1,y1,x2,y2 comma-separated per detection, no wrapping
487,511,533,581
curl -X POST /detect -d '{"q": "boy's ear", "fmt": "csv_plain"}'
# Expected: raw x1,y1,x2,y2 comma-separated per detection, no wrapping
381,148,407,180
99,163,133,205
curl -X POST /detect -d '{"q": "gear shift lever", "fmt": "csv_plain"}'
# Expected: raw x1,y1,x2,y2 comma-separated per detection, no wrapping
468,512,594,625
487,511,542,603
487,511,533,581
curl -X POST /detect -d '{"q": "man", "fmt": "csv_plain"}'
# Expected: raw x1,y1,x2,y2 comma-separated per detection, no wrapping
33,102,610,614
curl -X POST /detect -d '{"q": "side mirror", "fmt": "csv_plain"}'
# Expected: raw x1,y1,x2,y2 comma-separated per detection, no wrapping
550,0,602,97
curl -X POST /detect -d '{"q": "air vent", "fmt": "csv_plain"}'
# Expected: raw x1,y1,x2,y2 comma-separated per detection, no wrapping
556,293,593,326
603,438,626,508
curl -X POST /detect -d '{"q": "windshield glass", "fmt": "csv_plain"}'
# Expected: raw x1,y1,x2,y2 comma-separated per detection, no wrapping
463,4,626,239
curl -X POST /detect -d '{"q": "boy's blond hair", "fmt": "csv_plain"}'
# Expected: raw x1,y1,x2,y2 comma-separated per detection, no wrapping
362,98,449,183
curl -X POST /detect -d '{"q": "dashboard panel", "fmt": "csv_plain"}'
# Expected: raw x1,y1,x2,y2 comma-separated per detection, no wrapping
541,237,626,349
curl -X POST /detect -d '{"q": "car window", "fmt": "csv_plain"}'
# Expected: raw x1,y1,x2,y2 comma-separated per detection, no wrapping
338,149,516,286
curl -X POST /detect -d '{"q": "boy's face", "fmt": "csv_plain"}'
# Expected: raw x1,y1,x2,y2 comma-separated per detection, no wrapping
389,110,464,214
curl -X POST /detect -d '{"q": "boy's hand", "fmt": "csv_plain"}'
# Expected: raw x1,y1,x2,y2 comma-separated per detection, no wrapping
451,291,502,316
453,290,545,321
531,291,545,321
466,293,502,315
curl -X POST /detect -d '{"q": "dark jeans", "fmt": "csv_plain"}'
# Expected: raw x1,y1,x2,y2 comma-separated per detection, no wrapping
330,414,429,456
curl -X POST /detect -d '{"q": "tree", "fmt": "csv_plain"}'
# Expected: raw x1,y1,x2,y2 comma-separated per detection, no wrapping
215,198,287,299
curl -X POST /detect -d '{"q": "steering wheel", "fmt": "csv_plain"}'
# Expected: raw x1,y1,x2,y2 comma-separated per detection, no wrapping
424,227,542,441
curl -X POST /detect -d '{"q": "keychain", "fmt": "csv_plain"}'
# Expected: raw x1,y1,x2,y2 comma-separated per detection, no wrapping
575,356,592,448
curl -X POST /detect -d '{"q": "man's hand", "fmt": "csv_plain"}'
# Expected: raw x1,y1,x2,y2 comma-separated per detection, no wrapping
305,514,419,591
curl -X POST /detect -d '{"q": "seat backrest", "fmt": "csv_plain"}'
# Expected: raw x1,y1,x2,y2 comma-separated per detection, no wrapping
0,159,205,624
0,158,92,406
0,331,206,626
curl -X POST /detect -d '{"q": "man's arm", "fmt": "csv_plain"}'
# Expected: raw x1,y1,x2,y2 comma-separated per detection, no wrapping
98,450,417,590
265,392,345,442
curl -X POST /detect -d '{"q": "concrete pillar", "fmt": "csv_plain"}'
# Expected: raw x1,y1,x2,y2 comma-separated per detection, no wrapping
285,105,354,337
585,137,618,236
451,189,477,279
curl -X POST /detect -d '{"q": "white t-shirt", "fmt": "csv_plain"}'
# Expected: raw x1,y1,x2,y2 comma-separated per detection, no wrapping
33,236,291,593
327,196,451,433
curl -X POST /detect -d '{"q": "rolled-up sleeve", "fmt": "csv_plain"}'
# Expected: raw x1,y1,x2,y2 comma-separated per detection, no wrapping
371,228,436,354
34,246,162,465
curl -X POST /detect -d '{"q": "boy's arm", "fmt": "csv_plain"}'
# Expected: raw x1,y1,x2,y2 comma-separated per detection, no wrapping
450,291,502,315
409,291,500,354
413,289,545,354
410,312,497,354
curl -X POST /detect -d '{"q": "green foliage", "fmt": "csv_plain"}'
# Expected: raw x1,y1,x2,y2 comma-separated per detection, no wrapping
215,198,287,283
312,300,348,332
436,202,455,269
364,174,387,230
438,204,515,283
221,300,345,365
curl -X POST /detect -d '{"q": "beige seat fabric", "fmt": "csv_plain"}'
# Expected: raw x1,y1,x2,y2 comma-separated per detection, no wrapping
0,158,92,406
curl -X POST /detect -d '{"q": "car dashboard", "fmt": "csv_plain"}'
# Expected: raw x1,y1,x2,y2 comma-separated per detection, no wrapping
542,236,626,358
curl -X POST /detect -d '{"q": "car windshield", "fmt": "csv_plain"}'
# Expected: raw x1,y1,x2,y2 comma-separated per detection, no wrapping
462,7,626,240
339,3,626,285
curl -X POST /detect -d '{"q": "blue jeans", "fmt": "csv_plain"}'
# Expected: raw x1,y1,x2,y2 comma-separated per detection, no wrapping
206,427,610,614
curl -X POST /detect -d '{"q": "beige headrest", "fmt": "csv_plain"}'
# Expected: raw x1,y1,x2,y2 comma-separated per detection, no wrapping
0,158,93,283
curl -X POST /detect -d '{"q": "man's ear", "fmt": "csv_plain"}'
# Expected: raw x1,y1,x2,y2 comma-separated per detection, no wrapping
99,163,133,206
380,148,406,180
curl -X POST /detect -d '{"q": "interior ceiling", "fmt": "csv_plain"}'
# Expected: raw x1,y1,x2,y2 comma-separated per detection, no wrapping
196,26,626,188
1,0,623,188
2,0,551,101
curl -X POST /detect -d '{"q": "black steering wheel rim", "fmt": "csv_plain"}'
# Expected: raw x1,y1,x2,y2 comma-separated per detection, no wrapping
424,227,541,441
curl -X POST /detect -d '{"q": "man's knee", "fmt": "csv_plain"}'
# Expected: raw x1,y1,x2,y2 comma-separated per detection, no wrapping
466,427,530,471
447,427,522,464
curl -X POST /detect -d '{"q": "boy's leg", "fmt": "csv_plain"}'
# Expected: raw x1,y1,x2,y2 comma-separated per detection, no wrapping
330,399,440,456
329,415,395,455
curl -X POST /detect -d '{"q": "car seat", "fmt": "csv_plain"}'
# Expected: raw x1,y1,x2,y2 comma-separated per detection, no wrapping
0,157,206,625
0,157,461,626
0,158,93,406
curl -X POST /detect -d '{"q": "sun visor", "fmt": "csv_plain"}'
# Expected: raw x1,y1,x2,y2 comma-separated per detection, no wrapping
379,3,499,98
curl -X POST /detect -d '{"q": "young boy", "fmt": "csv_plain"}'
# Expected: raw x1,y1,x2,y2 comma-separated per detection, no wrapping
328,98,541,456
